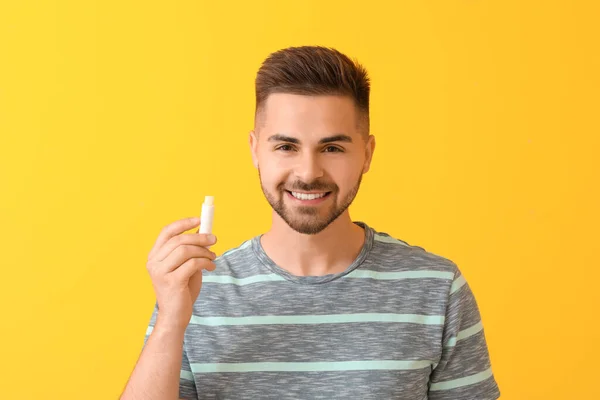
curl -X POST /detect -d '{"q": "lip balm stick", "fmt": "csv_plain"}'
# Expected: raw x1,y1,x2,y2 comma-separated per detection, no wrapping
199,196,214,246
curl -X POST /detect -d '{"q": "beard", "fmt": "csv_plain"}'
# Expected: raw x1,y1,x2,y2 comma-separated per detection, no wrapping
259,170,362,235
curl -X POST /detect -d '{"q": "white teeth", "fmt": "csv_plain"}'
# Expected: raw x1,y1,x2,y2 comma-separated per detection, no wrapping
291,191,327,200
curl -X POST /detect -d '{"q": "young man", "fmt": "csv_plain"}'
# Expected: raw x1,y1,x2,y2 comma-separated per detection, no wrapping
121,46,501,399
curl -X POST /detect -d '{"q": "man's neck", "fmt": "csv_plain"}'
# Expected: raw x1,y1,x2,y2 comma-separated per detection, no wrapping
260,211,365,277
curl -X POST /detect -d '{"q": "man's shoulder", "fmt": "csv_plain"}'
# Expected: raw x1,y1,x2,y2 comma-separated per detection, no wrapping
368,225,458,276
205,237,258,277
216,238,255,261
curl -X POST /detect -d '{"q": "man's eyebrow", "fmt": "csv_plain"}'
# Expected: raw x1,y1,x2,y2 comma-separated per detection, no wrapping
267,134,300,144
318,134,353,144
267,134,353,144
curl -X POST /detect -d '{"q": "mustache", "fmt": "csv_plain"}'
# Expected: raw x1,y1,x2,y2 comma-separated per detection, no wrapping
280,181,336,192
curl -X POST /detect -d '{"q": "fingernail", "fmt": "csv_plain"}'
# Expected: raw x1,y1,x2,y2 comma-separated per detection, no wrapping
207,234,216,243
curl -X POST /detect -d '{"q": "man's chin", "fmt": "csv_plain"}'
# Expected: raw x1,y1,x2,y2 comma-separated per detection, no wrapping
283,209,343,235
287,221,329,235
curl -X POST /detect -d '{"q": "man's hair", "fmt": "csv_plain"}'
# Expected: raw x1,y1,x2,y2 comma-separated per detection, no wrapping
254,45,371,136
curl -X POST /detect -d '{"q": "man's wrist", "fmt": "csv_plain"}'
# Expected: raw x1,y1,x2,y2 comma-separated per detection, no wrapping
153,317,188,340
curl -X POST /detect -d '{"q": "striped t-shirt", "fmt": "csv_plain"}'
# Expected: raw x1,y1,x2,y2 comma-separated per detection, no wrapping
144,221,501,399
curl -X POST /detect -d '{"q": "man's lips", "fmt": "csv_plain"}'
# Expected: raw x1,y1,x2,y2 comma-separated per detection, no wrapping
285,190,332,203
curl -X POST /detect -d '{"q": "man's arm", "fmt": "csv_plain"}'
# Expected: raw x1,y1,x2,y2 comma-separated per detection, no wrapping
120,320,186,400
120,217,217,399
428,265,501,399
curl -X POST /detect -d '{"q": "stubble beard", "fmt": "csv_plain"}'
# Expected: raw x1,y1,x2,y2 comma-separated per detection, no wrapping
259,170,362,235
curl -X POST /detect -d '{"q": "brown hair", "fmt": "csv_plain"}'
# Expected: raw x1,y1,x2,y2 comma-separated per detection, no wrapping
254,45,371,136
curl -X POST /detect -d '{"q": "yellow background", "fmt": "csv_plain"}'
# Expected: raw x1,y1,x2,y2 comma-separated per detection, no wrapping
1,1,598,398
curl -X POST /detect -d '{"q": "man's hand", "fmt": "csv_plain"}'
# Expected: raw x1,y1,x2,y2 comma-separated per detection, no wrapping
146,216,217,331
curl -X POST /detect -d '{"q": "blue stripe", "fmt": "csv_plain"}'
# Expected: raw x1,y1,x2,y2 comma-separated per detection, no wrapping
450,275,466,294
345,270,454,281
373,234,410,246
202,270,454,285
190,360,433,373
180,370,194,381
190,313,445,326
429,367,494,391
202,274,285,285
445,321,484,347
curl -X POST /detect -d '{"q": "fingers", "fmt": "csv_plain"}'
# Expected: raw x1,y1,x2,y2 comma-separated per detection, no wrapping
159,244,216,274
173,257,216,282
148,217,200,261
153,233,217,262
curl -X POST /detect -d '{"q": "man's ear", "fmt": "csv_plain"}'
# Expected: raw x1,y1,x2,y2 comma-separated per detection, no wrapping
249,130,259,169
362,134,376,174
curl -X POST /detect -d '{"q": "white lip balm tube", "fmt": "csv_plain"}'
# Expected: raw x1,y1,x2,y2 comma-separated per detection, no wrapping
199,196,214,237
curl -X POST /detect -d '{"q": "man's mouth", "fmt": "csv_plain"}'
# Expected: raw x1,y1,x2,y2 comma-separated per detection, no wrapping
286,191,331,201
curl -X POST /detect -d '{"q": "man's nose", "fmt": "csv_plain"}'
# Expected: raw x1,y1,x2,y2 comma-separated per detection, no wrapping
293,152,324,183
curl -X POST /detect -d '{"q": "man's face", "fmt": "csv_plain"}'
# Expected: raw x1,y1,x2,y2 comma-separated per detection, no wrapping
249,93,375,235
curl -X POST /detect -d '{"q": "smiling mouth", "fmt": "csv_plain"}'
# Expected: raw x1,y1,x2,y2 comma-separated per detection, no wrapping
286,190,331,201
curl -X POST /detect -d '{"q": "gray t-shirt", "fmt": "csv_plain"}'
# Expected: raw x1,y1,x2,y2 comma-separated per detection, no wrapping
144,221,501,399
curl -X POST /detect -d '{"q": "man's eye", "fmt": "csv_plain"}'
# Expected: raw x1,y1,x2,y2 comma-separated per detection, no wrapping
276,144,294,152
324,146,343,153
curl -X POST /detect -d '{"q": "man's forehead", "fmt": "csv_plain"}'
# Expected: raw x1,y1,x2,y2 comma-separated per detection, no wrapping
255,93,364,138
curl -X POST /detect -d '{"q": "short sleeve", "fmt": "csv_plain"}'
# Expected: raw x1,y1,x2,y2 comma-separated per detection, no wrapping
428,268,501,399
144,302,199,400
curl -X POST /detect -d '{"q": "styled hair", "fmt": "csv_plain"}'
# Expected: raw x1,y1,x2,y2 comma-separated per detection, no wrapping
254,45,371,135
